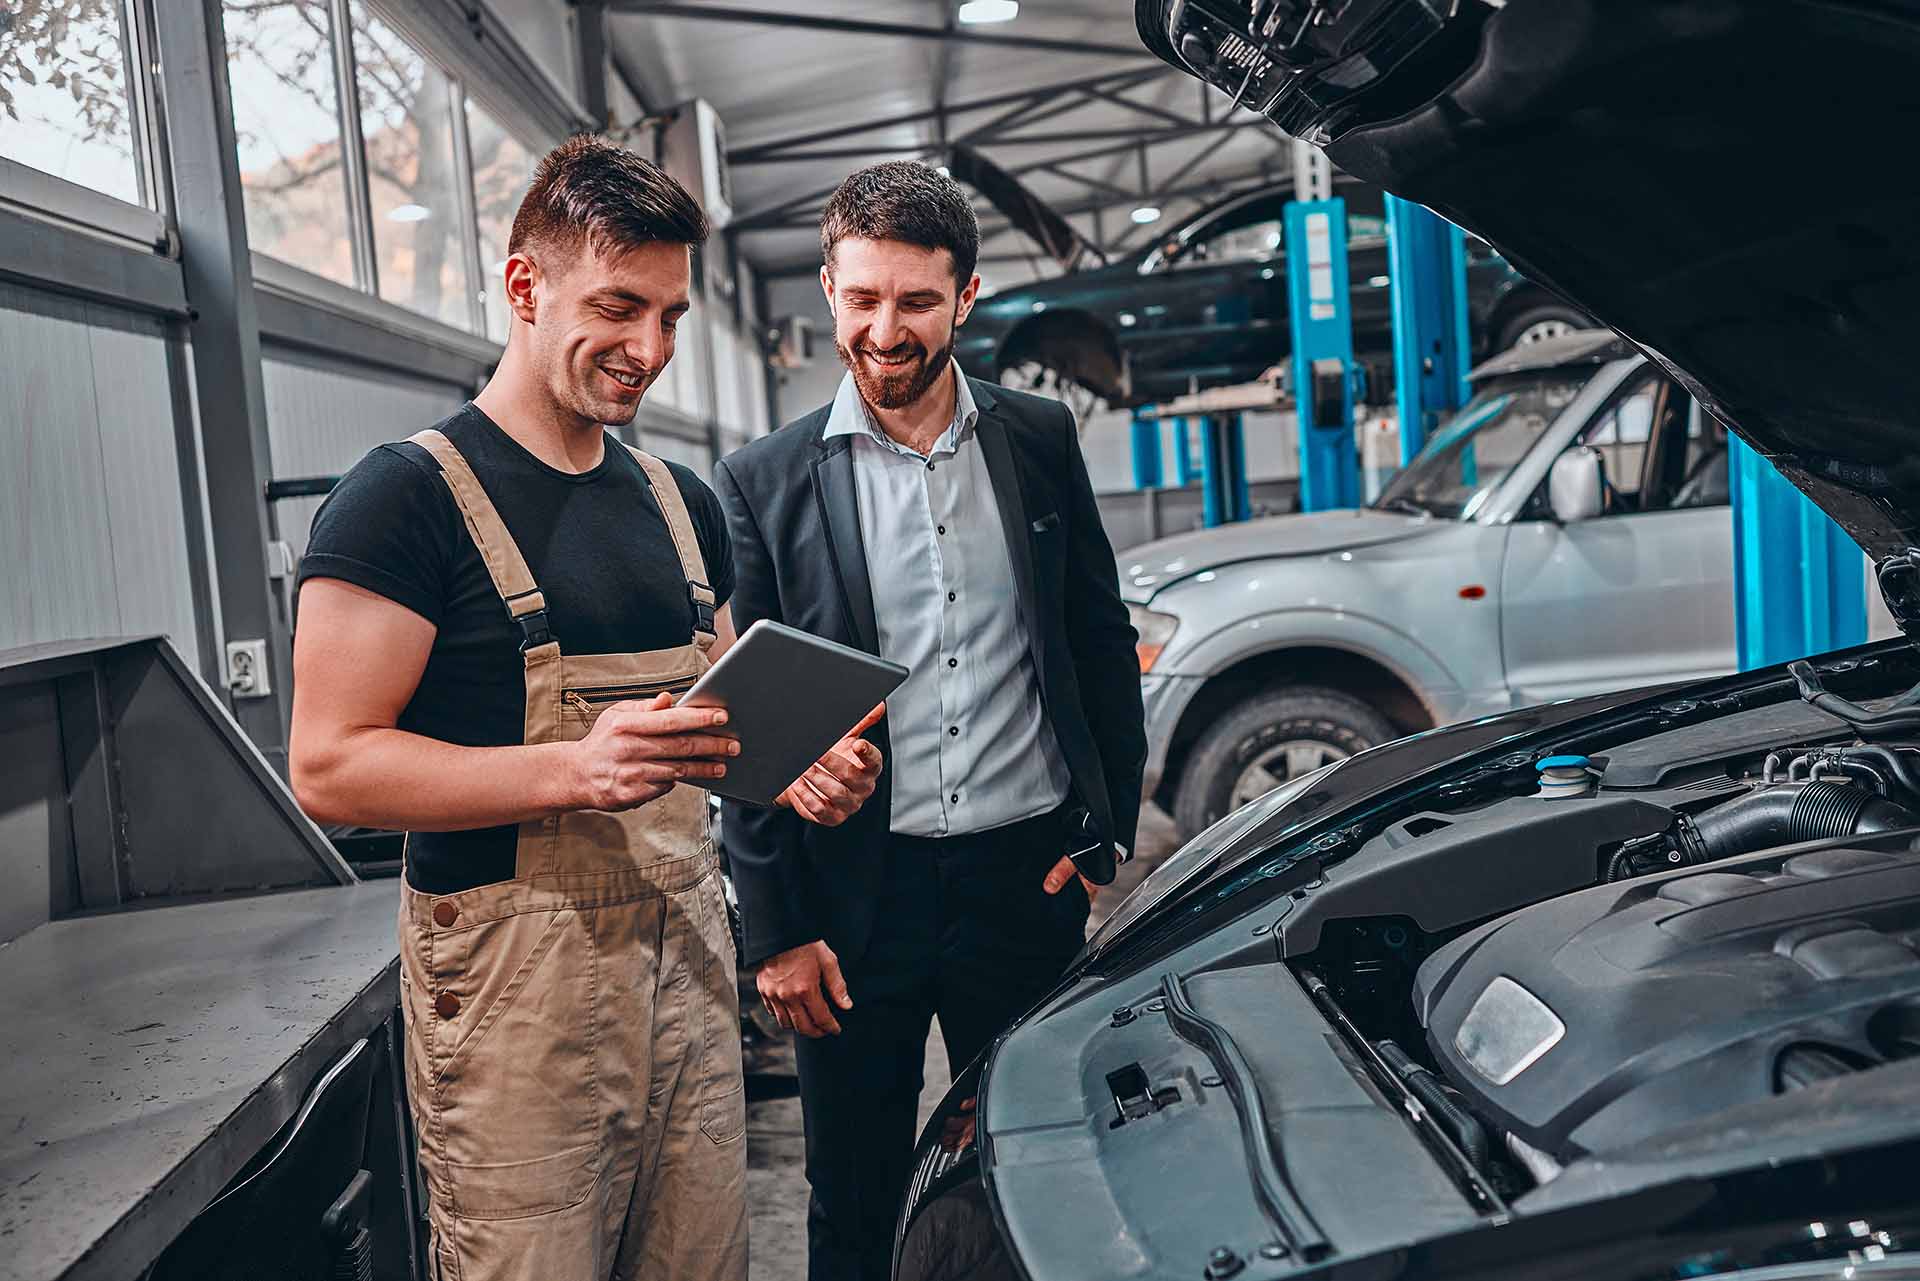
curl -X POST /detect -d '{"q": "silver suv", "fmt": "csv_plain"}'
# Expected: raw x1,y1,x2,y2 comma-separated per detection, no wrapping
1127,330,1735,837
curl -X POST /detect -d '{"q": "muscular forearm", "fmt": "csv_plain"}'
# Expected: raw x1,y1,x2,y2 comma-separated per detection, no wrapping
292,726,587,831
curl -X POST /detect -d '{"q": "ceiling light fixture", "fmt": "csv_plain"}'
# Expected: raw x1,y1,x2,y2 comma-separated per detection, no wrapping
1130,205,1161,225
388,204,431,222
957,0,1018,24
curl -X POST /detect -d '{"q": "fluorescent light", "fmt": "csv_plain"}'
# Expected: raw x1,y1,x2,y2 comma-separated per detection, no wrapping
957,0,1018,23
388,204,431,222
1130,205,1161,225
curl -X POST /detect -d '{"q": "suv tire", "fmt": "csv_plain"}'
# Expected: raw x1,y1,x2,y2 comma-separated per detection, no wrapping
1172,686,1396,839
1495,302,1590,351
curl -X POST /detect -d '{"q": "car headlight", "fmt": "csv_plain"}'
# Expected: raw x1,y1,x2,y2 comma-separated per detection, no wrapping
1130,605,1179,673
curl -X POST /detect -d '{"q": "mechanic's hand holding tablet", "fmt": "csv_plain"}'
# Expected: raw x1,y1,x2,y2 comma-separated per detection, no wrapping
681,620,906,817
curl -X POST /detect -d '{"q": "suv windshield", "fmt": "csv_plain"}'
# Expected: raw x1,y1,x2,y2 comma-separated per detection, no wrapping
1374,373,1589,519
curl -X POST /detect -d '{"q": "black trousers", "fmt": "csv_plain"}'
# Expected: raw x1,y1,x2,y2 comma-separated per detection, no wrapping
793,805,1089,1281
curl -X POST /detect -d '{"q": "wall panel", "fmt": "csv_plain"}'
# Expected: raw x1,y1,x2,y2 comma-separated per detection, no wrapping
0,285,200,662
260,348,468,562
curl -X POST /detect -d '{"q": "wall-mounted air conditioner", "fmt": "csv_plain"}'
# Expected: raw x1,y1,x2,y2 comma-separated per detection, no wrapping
658,98,733,230
768,315,814,369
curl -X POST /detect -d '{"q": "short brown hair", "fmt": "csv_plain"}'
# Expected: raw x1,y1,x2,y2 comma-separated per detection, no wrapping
820,161,979,282
509,134,708,262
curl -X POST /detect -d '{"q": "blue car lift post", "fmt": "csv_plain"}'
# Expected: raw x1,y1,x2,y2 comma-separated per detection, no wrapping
1383,193,1473,462
1729,438,1865,669
1284,144,1362,511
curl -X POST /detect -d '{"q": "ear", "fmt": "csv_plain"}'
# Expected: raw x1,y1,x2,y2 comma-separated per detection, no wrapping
953,272,982,327
819,262,835,313
503,253,540,326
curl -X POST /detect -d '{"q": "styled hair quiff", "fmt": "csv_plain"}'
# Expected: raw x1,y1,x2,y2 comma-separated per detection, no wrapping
508,134,709,263
819,161,979,283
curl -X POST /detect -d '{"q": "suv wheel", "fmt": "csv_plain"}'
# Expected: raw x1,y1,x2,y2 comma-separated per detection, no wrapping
1496,302,1589,351
1172,686,1397,838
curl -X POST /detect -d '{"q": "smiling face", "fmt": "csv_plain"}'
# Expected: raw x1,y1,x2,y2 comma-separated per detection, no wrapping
504,238,691,428
823,236,980,411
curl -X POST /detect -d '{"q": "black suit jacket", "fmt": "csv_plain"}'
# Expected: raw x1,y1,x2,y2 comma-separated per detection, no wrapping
713,377,1146,968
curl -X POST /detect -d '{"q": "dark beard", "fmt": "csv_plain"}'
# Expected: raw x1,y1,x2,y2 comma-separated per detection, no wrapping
836,336,954,411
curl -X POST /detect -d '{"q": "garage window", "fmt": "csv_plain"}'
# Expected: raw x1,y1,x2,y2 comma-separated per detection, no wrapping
466,96,536,343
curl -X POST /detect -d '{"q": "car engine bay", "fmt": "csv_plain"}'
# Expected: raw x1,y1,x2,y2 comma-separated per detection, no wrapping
1288,656,1920,1207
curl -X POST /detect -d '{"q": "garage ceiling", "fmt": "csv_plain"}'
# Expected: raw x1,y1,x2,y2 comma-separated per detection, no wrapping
603,0,1305,288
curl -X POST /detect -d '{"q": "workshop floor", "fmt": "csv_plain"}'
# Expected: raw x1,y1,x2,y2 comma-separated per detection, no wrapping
744,804,1181,1281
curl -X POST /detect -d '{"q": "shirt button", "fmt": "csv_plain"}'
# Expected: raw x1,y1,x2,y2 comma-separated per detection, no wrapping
947,591,957,603
951,793,960,804
948,658,958,668
949,726,959,737
927,462,936,472
937,525,946,535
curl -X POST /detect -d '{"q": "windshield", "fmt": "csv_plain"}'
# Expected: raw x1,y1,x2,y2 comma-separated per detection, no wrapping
1374,374,1588,519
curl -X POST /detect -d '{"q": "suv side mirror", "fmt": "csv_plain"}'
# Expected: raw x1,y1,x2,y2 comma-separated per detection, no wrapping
1549,447,1606,523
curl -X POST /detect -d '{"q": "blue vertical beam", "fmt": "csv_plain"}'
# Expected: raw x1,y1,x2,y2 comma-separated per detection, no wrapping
1130,406,1163,489
1729,436,1865,669
1284,197,1361,510
1226,412,1250,521
1384,194,1473,463
1172,416,1198,485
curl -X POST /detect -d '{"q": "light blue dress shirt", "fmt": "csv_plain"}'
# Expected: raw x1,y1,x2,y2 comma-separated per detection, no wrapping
823,364,1071,837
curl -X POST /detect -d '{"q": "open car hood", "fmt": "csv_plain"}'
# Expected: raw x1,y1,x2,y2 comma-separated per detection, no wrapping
1137,0,1920,619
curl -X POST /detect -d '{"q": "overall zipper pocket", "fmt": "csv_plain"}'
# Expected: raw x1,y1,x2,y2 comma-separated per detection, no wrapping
564,679,697,716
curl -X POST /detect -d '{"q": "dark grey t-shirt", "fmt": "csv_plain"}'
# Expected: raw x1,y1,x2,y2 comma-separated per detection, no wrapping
296,403,733,894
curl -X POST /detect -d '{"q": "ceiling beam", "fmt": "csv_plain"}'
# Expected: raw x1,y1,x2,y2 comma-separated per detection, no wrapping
607,4,1147,59
1081,83,1198,129
728,65,1169,162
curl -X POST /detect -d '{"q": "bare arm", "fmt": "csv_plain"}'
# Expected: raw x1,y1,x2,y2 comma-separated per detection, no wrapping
290,578,736,830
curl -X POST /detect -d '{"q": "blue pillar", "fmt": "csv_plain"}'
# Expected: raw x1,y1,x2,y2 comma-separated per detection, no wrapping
1130,406,1163,489
1729,436,1865,669
1172,417,1198,485
1199,414,1248,527
1284,197,1361,510
1384,194,1473,463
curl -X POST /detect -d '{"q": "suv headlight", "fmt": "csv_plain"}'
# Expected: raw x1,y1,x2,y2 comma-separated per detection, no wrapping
1130,605,1179,673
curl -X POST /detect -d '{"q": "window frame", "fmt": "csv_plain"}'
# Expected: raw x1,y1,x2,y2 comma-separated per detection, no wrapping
0,0,171,251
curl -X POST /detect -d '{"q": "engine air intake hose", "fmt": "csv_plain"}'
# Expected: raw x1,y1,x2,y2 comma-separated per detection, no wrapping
1376,1039,1491,1172
1681,781,1917,864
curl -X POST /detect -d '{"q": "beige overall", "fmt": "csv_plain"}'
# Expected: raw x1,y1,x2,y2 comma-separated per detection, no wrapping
396,428,748,1281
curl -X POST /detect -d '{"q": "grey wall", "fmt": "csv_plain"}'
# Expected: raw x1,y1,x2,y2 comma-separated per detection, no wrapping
764,274,841,429
0,285,203,666
260,348,470,562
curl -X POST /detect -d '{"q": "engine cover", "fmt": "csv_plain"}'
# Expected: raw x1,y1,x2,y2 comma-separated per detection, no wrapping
1413,843,1920,1159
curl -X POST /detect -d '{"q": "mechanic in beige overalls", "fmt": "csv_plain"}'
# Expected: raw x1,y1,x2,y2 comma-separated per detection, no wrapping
290,137,883,1281
400,430,740,1279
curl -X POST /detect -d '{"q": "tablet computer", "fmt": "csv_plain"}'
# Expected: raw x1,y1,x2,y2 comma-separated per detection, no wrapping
682,620,908,806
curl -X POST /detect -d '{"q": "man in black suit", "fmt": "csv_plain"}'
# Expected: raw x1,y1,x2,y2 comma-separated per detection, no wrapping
714,162,1146,1280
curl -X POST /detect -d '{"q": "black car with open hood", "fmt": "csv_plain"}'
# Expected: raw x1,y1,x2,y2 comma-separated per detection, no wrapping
891,3,1920,1279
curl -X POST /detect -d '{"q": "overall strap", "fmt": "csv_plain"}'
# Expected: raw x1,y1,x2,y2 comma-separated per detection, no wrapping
625,446,719,651
410,428,554,652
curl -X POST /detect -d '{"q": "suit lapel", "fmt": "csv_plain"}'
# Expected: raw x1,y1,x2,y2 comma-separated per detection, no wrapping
810,433,881,655
974,404,1046,674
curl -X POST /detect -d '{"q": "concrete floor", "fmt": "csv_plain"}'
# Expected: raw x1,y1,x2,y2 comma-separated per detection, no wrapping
744,803,1181,1281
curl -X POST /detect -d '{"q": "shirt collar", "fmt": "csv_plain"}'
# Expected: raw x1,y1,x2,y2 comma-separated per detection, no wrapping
823,359,979,456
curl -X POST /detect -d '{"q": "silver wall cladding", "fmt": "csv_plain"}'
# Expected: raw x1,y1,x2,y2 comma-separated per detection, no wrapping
260,347,469,564
0,283,202,662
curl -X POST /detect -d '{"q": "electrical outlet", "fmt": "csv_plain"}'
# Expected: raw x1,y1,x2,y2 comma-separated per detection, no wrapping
226,638,272,698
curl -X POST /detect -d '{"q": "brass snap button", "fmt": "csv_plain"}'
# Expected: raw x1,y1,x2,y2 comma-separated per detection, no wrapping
432,902,459,928
434,992,462,1019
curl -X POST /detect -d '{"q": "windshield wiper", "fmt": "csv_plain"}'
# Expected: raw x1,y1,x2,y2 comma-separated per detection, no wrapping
1161,972,1333,1263
1376,496,1431,518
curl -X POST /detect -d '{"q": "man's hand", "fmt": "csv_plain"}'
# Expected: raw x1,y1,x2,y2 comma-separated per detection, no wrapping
756,939,852,1037
1043,856,1099,904
778,703,885,827
570,692,740,811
